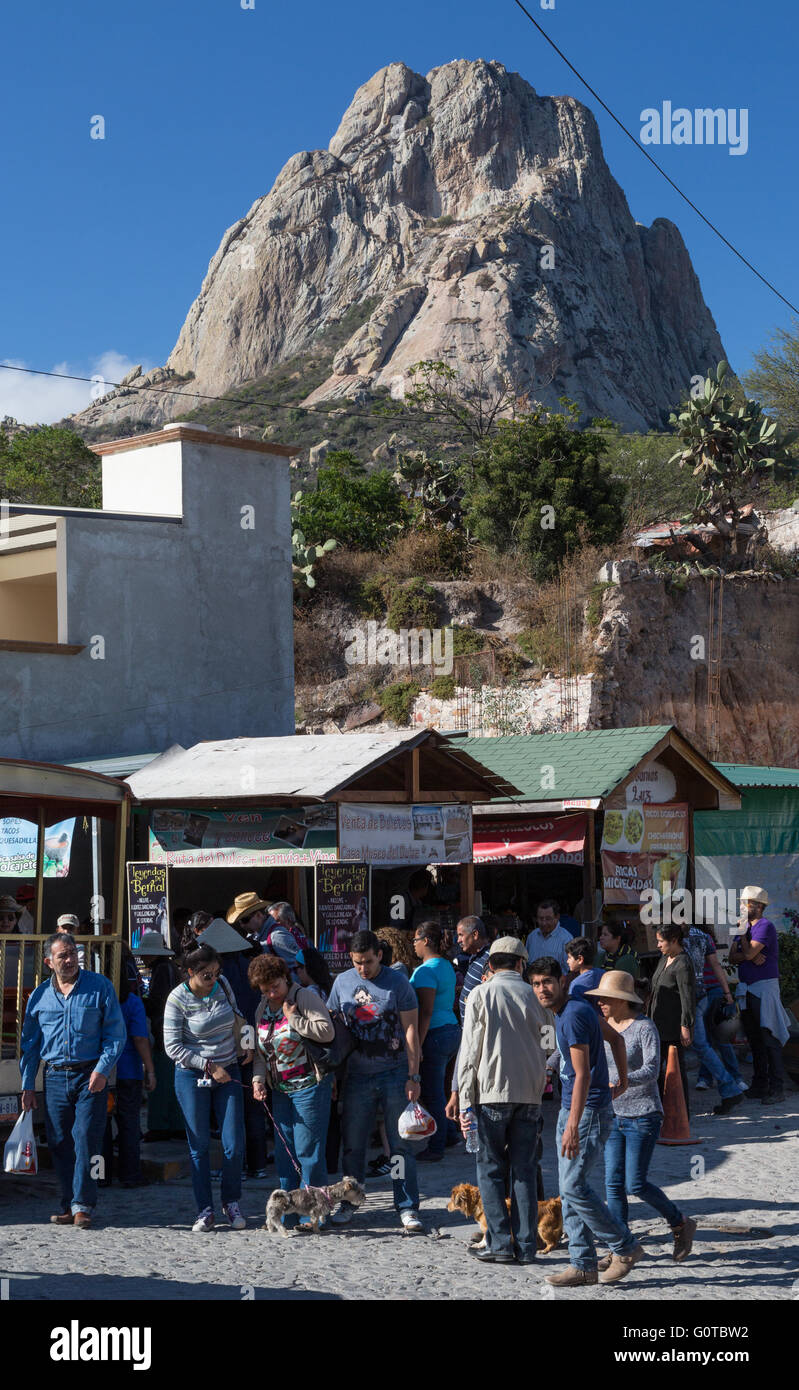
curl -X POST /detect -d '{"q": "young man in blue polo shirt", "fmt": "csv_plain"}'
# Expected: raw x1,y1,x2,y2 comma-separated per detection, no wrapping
530,955,645,1286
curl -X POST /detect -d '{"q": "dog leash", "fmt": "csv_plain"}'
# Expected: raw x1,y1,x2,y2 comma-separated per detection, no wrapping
218,1072,329,1198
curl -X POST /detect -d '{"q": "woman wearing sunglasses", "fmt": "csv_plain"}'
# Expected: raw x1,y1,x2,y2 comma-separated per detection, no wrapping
164,943,251,1233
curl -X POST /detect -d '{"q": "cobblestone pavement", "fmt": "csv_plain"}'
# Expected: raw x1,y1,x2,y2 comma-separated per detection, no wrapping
2,1082,798,1302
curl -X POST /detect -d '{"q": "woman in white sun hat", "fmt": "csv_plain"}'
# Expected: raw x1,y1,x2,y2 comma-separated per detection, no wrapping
585,970,697,1265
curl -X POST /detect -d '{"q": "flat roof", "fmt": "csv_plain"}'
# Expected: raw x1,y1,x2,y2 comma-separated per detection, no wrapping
92,423,298,458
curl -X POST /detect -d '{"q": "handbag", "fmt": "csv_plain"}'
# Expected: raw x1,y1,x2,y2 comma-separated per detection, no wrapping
302,1012,355,1077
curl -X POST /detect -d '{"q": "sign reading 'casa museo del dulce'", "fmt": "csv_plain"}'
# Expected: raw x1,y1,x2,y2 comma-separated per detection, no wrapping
338,803,473,866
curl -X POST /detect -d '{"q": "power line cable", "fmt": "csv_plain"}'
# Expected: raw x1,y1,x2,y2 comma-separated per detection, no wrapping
511,0,799,316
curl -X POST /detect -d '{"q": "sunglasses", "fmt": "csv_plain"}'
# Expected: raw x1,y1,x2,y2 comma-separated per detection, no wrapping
197,970,219,982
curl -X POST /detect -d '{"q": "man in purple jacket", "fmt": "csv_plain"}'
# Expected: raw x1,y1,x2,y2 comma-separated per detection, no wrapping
729,887,789,1105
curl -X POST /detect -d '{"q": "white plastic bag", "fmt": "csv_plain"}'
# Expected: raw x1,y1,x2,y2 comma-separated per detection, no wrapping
398,1102,437,1140
3,1108,37,1175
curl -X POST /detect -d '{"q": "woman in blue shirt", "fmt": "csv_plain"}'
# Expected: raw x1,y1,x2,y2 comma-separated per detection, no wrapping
411,921,460,1161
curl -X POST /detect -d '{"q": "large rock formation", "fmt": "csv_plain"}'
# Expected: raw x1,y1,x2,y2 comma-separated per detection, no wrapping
73,59,726,436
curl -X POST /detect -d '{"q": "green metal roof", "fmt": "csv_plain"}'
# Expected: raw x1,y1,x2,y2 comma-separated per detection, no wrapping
713,763,799,790
447,727,675,803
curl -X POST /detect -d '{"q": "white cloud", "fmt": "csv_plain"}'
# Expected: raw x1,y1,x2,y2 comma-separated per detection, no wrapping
0,350,151,426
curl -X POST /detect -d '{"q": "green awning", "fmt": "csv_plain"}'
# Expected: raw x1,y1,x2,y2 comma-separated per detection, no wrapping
694,788,799,856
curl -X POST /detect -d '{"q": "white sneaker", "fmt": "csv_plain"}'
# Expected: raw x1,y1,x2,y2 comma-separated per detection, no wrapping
400,1210,423,1233
223,1201,246,1230
330,1200,356,1225
192,1207,215,1233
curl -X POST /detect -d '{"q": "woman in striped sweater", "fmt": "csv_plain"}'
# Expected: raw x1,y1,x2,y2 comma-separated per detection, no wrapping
164,943,251,1233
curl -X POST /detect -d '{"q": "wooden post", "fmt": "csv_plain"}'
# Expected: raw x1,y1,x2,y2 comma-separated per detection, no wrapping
460,860,475,917
112,798,129,946
582,810,597,940
34,807,45,933
290,866,301,910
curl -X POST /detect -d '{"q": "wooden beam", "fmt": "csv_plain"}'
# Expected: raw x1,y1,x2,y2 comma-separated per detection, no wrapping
411,747,420,800
582,810,597,941
34,807,45,933
460,860,475,917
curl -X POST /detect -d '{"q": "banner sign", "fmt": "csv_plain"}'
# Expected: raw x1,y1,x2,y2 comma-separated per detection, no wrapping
0,817,76,878
315,863,370,977
473,813,586,864
127,862,170,950
601,802,689,905
148,806,337,867
338,803,472,866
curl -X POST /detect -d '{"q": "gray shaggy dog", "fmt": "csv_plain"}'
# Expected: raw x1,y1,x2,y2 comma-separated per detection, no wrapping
265,1176,366,1235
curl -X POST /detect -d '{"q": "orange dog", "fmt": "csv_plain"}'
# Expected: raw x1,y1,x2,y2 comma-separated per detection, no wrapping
447,1183,563,1253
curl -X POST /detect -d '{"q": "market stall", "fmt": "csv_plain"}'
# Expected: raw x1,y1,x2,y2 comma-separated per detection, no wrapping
448,725,741,956
126,731,518,971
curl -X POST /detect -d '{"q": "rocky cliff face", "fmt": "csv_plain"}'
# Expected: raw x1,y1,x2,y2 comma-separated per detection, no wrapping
73,59,726,437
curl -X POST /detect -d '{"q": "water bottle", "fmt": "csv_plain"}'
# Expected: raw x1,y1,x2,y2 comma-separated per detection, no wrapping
463,1107,479,1154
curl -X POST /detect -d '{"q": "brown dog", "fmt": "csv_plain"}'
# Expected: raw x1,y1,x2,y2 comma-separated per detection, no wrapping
447,1183,563,1253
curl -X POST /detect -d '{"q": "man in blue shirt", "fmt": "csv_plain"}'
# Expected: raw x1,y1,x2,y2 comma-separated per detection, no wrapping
525,901,577,974
20,932,126,1227
530,955,644,1287
327,929,423,1233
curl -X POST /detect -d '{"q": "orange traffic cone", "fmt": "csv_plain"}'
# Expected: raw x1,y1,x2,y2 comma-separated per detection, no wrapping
657,1045,698,1146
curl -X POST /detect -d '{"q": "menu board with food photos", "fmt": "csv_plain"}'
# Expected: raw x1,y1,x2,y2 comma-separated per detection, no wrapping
601,803,689,906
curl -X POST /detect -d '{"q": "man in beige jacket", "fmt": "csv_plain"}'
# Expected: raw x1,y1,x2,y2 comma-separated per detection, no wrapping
457,936,553,1265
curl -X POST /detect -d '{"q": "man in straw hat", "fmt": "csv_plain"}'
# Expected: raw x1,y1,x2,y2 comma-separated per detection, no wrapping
529,955,645,1286
729,887,790,1105
226,891,271,942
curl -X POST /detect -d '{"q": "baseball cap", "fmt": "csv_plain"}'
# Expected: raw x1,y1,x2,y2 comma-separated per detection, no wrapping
56,913,80,929
489,935,528,962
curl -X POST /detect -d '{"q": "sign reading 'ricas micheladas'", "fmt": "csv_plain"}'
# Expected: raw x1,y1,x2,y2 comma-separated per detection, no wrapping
601,803,689,906
338,803,472,866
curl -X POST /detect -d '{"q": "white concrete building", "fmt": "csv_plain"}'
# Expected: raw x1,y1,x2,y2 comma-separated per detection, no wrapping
0,424,296,762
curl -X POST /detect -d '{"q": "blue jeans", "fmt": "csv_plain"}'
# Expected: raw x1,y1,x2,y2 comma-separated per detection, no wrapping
556,1104,637,1271
272,1075,333,1209
604,1112,684,1232
174,1063,244,1214
420,1022,461,1156
698,990,743,1085
44,1065,109,1214
690,996,740,1098
476,1102,541,1259
341,1068,419,1212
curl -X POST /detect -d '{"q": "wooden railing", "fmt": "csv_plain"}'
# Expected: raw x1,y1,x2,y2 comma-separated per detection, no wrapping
0,935,122,1058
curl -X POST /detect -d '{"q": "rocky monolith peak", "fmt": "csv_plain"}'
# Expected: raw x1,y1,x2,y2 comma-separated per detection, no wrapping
73,59,726,435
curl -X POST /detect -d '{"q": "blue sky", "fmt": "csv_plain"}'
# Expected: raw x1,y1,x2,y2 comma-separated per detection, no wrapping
1,0,796,423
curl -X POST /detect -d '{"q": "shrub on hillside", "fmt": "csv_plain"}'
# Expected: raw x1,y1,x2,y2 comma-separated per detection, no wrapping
463,402,625,580
297,450,410,551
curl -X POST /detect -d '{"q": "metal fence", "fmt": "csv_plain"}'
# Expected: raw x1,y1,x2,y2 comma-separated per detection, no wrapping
0,935,122,1059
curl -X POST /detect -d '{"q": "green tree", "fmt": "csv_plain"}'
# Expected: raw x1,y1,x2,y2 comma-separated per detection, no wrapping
744,320,799,432
463,401,625,579
0,426,101,506
669,361,798,564
297,449,410,551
